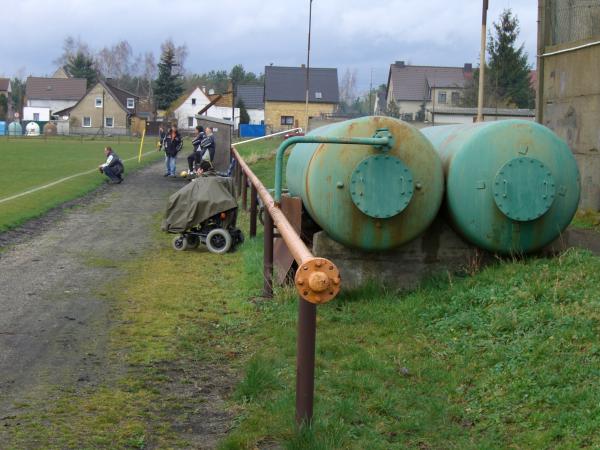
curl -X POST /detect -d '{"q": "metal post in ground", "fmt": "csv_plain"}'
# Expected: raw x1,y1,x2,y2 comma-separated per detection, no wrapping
242,173,248,211
263,209,274,298
250,184,258,238
237,165,243,199
295,297,317,426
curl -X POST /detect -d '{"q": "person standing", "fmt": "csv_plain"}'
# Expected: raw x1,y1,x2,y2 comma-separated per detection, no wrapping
199,126,216,164
187,125,205,172
157,126,166,150
163,124,182,177
98,146,124,184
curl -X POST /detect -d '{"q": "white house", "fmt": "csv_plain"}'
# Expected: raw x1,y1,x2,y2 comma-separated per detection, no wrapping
25,77,87,116
170,86,240,130
170,86,212,130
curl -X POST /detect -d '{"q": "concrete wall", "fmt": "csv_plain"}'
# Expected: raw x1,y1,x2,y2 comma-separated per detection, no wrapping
539,40,600,210
69,84,129,133
264,101,336,133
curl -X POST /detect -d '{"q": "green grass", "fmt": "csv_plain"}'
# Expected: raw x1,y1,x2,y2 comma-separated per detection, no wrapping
571,209,600,232
4,143,600,448
0,135,163,231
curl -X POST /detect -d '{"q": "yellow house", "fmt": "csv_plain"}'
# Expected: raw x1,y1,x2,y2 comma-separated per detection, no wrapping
264,66,339,132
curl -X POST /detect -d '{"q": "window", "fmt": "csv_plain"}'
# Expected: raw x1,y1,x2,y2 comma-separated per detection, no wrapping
83,116,92,127
33,113,40,121
438,91,447,104
191,98,196,106
281,116,294,125
451,91,460,105
95,97,102,108
105,117,114,127
314,92,323,99
126,98,135,109
188,117,194,127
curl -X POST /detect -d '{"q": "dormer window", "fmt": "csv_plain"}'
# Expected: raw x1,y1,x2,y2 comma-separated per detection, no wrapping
127,98,135,109
315,92,323,99
95,97,103,108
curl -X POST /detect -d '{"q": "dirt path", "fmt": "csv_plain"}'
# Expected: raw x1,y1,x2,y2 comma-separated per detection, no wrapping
0,161,231,446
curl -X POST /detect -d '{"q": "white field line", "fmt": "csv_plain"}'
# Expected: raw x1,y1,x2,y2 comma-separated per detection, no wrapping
0,150,158,205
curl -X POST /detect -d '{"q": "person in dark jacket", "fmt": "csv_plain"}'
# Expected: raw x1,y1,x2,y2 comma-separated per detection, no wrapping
98,146,124,184
162,124,182,177
187,125,205,172
198,126,216,164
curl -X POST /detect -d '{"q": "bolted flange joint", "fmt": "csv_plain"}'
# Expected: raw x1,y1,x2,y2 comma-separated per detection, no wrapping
295,257,341,304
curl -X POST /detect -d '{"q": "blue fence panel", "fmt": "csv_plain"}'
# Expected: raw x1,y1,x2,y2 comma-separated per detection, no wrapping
239,124,265,138
0,121,5,136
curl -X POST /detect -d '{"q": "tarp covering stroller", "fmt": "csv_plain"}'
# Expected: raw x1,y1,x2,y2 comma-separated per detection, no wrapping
162,177,237,233
162,176,243,253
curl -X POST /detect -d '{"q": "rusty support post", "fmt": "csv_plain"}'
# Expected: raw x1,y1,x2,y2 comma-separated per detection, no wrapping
250,184,257,238
242,172,248,211
295,297,317,426
263,209,274,298
237,161,243,199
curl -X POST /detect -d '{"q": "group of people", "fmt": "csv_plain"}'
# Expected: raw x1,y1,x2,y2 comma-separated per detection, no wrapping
158,124,216,177
98,123,217,184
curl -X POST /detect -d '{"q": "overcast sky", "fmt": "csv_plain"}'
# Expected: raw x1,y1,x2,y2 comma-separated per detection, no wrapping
3,0,537,93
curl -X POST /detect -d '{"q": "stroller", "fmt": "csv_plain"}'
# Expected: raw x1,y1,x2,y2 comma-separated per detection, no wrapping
162,175,244,254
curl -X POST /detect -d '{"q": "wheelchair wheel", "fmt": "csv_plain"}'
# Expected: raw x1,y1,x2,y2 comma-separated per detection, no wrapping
172,235,189,251
206,229,232,254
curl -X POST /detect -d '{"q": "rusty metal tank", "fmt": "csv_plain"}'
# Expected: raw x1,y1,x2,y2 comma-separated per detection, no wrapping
286,116,444,251
421,120,580,254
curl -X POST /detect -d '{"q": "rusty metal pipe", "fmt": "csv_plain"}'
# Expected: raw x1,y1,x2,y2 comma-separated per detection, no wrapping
263,209,274,298
232,147,340,304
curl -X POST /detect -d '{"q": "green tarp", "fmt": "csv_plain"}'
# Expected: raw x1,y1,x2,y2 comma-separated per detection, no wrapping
162,176,237,233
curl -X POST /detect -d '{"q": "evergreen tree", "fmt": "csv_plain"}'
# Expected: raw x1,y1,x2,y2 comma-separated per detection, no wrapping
0,95,7,121
487,9,534,108
462,9,534,109
237,99,250,124
153,44,184,110
10,78,25,117
387,100,400,118
65,52,98,88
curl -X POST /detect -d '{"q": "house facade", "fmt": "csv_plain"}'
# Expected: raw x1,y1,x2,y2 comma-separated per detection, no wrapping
169,86,240,131
386,61,473,121
25,76,86,116
236,84,264,125
264,66,339,132
62,79,139,135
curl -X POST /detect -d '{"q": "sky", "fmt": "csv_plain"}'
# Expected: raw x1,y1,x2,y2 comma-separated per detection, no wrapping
2,0,538,94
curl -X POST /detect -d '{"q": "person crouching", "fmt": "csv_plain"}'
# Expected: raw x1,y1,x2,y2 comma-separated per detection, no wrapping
99,146,124,184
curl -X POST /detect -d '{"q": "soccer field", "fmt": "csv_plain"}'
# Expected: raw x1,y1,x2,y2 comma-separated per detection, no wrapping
0,135,163,232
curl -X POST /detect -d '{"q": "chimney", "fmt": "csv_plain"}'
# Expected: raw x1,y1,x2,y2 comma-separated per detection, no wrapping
201,85,206,93
395,61,405,68
463,63,473,72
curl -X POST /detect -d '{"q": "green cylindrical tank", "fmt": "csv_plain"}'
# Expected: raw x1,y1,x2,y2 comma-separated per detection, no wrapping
286,116,444,251
421,120,580,254
8,121,23,136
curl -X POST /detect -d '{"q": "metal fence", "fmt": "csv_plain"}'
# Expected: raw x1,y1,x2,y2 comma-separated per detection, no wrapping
545,0,600,46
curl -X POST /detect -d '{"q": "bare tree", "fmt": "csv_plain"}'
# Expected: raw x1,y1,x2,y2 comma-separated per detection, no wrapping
96,40,134,80
53,36,92,68
339,68,358,105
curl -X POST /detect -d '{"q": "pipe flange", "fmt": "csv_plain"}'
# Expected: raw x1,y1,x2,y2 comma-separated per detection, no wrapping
295,257,341,304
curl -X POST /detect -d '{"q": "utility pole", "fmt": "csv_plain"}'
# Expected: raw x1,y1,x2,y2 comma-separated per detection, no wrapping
477,0,489,122
304,0,313,132
368,68,373,115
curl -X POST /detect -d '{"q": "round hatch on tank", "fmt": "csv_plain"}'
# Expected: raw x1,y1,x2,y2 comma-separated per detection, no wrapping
350,155,414,219
492,156,556,222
